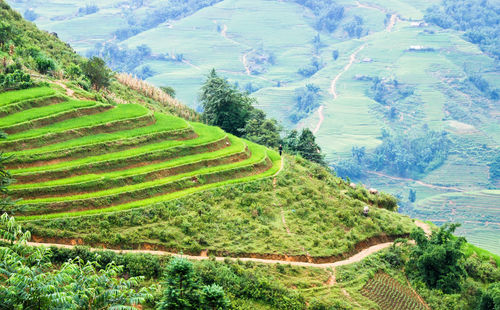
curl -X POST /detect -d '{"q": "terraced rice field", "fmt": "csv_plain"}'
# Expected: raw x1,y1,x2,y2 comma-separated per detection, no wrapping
414,190,500,255
1,86,281,221
361,272,428,310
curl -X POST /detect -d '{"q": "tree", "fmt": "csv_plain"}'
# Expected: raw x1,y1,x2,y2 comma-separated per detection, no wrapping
158,257,229,310
242,109,280,148
201,284,229,310
283,129,325,165
24,9,38,22
159,257,199,309
81,57,112,90
407,224,467,293
0,214,152,309
409,189,416,202
332,50,339,60
200,69,254,135
161,86,176,98
479,282,500,310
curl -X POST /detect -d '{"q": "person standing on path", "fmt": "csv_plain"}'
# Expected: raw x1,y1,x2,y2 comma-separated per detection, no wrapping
279,144,283,156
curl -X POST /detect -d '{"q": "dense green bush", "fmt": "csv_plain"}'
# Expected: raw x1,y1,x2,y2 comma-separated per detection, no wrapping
34,53,56,74
0,69,33,91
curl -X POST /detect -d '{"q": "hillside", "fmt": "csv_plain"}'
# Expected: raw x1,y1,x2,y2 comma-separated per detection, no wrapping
6,0,499,255
1,1,500,309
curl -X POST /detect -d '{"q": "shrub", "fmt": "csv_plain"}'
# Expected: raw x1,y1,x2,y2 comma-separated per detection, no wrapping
0,69,33,91
34,53,56,74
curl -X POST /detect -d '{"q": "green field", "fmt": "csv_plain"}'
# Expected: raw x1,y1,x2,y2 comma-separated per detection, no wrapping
6,0,499,254
1,85,420,260
1,85,282,224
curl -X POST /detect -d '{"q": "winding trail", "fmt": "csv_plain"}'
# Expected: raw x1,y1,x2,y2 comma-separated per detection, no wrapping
21,218,431,269
313,45,365,134
23,240,395,268
242,52,251,75
367,170,464,192
53,81,76,98
182,59,202,71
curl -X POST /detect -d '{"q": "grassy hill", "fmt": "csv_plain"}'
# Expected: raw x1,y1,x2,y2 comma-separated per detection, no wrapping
1,2,499,309
7,0,498,254
1,83,416,260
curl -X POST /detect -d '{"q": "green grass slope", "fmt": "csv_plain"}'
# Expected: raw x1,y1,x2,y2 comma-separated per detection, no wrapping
1,86,281,222
8,0,498,254
0,85,419,261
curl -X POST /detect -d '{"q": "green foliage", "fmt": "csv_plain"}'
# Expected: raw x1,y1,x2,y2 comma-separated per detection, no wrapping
81,57,112,90
332,49,339,60
293,0,345,32
23,8,38,22
201,69,254,135
343,15,365,38
298,57,325,78
0,69,33,91
309,297,352,309
290,84,321,123
424,0,500,59
158,258,229,310
0,132,13,212
409,189,416,203
0,2,81,68
194,259,304,309
407,224,467,293
242,109,280,148
370,78,415,106
0,214,152,309
0,20,15,47
77,4,99,16
339,127,451,178
161,86,176,98
112,0,222,41
479,282,500,310
66,64,82,79
283,129,325,165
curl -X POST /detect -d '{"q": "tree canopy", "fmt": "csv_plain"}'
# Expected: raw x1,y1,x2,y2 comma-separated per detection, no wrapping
200,69,254,136
283,129,325,165
0,214,152,309
407,224,467,293
81,56,112,90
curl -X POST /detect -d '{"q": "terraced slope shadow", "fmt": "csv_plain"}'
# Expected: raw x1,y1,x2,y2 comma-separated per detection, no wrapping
2,86,281,220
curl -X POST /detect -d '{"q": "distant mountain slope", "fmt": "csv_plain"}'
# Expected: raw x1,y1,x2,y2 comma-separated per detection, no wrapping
6,0,499,254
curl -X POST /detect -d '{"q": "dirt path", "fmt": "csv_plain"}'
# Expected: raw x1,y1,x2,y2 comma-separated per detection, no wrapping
22,240,396,269
386,14,397,32
280,208,291,234
53,81,76,98
242,52,251,75
182,59,202,71
415,220,432,235
312,106,324,134
366,170,464,192
313,45,365,134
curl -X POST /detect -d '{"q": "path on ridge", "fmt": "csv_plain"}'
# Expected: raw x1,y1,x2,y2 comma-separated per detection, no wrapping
313,44,365,134
23,219,432,270
312,3,397,134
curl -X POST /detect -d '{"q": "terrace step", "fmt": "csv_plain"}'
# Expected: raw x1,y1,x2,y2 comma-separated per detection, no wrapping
11,145,250,198
0,95,67,117
6,127,196,169
0,109,154,152
18,152,272,216
12,136,232,184
0,103,112,135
